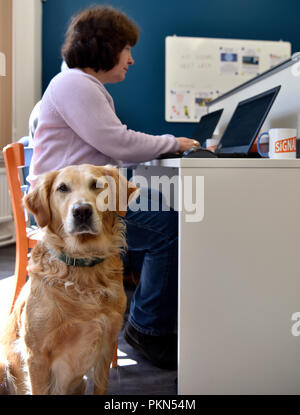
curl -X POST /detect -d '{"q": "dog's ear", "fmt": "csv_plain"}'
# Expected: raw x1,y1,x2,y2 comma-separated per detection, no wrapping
102,166,139,217
24,170,59,228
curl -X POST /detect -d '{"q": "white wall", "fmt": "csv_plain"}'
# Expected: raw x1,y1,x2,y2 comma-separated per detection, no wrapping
13,0,42,141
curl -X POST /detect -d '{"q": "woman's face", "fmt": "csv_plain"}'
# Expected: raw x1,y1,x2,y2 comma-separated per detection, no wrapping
99,45,135,84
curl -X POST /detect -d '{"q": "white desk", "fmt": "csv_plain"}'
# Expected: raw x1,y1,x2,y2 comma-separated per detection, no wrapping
136,158,300,394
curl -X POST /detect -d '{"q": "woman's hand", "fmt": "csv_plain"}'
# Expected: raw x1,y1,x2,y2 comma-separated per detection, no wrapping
176,137,201,153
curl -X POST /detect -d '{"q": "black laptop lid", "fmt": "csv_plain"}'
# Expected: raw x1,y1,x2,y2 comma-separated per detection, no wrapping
215,86,281,155
193,109,223,145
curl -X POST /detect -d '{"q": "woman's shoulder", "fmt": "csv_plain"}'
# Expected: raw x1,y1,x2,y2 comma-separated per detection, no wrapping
47,68,109,103
45,68,113,109
50,68,102,89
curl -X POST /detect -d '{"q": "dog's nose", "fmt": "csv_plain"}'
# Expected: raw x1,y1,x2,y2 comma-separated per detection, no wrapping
72,203,93,223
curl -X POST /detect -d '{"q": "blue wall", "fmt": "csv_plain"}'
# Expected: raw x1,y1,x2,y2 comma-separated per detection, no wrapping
42,0,300,139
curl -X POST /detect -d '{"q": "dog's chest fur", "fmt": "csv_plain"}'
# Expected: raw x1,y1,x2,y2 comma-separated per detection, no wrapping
26,245,126,329
19,245,126,372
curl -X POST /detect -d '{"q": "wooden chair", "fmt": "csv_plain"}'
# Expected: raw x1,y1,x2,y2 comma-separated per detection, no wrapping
3,142,119,367
3,142,41,313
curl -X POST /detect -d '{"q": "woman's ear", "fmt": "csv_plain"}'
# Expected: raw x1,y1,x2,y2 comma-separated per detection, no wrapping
24,170,58,228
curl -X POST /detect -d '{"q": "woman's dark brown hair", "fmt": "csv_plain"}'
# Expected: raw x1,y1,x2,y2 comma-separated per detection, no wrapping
61,6,139,72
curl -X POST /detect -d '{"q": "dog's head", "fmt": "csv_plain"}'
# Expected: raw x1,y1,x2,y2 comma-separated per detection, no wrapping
24,164,138,253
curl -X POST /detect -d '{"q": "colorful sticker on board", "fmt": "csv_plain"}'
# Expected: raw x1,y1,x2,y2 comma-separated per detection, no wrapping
169,90,192,120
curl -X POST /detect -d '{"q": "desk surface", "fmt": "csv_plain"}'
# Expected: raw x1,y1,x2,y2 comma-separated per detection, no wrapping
143,157,300,169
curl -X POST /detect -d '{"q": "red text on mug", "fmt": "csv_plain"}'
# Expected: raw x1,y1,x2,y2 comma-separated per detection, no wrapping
275,137,296,153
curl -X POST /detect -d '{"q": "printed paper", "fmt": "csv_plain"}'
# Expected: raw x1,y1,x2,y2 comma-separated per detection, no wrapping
194,91,214,119
241,47,260,76
169,90,192,120
219,47,239,75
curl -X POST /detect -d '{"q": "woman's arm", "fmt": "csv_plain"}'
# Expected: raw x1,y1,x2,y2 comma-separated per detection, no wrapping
50,71,180,162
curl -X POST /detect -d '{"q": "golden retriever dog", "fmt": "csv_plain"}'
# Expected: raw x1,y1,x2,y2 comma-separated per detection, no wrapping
0,164,138,395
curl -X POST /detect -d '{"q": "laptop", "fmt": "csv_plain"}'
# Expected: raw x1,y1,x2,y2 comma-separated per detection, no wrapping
192,109,223,145
158,109,223,159
210,85,281,157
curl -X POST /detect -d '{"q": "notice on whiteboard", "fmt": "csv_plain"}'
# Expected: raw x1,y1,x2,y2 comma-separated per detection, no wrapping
269,53,287,68
194,91,214,119
169,90,192,120
219,47,239,75
241,47,261,76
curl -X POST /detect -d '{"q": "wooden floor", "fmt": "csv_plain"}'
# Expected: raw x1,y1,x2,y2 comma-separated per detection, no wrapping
0,244,177,395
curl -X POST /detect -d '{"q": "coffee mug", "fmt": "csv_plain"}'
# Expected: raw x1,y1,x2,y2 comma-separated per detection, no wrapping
257,128,297,159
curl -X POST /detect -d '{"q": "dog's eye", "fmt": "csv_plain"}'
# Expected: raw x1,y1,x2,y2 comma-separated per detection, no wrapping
57,183,70,193
90,180,98,190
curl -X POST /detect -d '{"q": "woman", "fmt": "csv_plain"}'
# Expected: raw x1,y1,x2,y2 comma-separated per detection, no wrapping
29,6,197,370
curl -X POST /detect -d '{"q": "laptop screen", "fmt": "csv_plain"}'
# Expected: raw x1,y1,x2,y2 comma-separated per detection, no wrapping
193,109,223,145
216,86,281,155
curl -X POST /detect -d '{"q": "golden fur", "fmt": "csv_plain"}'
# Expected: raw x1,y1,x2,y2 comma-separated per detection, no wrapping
0,164,138,394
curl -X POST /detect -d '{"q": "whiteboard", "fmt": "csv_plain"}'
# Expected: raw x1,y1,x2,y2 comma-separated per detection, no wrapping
165,36,291,122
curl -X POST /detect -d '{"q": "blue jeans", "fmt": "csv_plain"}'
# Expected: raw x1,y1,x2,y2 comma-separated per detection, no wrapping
124,188,178,336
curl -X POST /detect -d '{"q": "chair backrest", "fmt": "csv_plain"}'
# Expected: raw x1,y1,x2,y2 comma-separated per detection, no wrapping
3,143,30,248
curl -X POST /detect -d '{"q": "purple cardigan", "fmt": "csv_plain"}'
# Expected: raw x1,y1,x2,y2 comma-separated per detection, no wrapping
28,69,179,185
